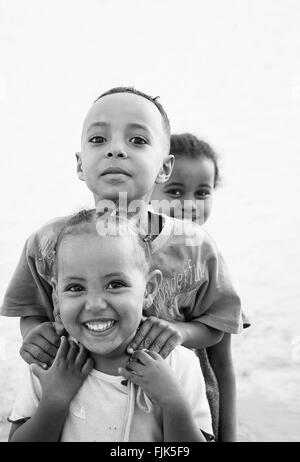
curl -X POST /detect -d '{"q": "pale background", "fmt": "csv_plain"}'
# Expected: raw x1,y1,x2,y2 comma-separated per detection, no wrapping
1,0,300,441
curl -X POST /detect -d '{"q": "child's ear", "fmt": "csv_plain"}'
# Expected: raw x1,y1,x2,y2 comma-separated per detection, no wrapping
75,152,85,181
143,270,162,310
155,155,174,184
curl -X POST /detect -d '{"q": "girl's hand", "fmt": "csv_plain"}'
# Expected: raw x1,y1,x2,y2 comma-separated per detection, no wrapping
119,350,185,409
126,317,182,358
20,321,66,369
31,336,94,407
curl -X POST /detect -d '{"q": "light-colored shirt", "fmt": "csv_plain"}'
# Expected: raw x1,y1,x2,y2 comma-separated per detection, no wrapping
9,346,213,442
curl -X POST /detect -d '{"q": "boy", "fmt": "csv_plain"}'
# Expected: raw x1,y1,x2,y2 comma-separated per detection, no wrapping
1,88,242,389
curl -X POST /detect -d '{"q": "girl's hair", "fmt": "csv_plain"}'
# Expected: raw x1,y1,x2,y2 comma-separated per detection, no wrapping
54,209,151,277
170,133,220,187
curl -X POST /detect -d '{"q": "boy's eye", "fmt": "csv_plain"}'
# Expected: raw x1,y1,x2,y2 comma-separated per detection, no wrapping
107,281,126,290
195,190,211,199
89,136,107,144
129,136,147,145
165,189,183,198
65,284,84,293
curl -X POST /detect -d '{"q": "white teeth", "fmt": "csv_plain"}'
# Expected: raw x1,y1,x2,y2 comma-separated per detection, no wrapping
85,320,115,332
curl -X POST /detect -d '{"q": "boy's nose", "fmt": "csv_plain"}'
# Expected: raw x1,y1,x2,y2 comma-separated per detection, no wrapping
105,150,128,159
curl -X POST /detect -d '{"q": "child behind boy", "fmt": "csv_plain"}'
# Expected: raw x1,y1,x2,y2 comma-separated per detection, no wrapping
8,211,213,442
151,133,249,441
1,88,243,440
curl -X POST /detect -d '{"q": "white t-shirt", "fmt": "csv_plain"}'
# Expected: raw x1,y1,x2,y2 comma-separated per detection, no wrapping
9,346,213,442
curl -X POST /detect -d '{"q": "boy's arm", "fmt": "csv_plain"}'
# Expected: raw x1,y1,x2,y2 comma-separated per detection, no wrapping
20,316,49,338
207,333,236,442
174,320,224,349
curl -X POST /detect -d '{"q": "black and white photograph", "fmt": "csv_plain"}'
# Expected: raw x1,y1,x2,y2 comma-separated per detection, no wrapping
0,0,299,443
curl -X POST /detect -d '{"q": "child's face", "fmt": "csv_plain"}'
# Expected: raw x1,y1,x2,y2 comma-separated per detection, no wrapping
77,93,173,203
56,233,148,358
151,156,215,224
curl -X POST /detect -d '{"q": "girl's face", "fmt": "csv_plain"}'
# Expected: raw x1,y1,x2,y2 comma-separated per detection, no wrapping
151,156,215,225
56,233,149,359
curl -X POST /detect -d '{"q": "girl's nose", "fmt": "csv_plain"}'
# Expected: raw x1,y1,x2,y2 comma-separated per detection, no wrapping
85,294,108,312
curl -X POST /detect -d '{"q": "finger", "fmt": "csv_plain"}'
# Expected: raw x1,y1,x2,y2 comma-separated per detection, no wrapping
53,321,67,338
140,323,167,350
127,320,154,353
146,329,173,354
159,336,180,359
75,344,88,368
81,358,94,376
21,344,54,366
54,336,69,361
25,336,58,358
39,324,62,347
142,349,162,361
126,359,145,375
131,349,153,366
118,367,141,383
66,340,79,362
19,349,49,370
30,363,45,379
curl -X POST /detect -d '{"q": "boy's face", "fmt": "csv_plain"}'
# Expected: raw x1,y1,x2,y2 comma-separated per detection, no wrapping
77,93,173,203
151,156,215,224
56,233,147,358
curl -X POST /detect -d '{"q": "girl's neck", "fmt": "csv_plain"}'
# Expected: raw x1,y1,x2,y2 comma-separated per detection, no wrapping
91,349,131,376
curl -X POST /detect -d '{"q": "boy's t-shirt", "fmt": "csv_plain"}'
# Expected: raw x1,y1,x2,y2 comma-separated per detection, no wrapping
9,346,213,441
0,212,243,334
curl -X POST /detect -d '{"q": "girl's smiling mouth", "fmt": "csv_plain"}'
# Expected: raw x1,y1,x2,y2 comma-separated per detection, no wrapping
83,319,116,333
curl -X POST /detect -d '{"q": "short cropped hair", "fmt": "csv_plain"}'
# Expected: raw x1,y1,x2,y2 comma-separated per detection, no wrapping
94,86,171,144
170,133,220,187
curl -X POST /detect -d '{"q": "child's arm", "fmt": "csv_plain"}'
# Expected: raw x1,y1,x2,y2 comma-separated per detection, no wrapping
119,350,207,442
127,316,223,358
19,317,65,368
207,333,236,442
9,337,93,442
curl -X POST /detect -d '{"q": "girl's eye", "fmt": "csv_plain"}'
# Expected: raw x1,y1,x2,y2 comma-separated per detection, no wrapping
66,284,84,293
89,136,107,144
107,281,126,290
129,136,147,145
165,189,183,198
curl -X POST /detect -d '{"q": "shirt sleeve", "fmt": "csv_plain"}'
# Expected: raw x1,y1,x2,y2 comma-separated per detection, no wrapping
168,346,214,437
189,240,243,334
0,233,55,320
9,365,42,423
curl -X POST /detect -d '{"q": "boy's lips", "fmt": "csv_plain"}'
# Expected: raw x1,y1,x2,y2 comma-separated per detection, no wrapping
101,167,131,176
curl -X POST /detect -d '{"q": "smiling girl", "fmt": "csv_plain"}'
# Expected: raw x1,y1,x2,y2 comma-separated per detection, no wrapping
8,210,213,442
